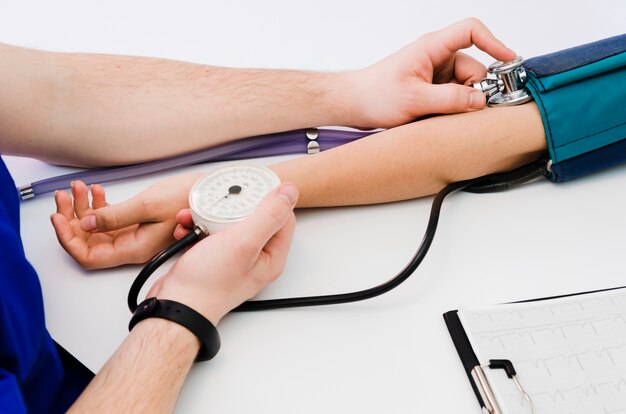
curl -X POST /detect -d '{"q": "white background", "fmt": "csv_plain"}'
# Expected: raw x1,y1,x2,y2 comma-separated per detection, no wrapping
2,1,625,413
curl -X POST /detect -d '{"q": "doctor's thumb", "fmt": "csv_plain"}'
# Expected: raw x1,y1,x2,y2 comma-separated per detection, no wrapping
421,83,486,115
80,199,144,232
234,184,298,247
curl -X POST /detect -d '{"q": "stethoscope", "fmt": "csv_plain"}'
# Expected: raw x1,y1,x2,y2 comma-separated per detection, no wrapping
124,57,547,314
471,56,533,106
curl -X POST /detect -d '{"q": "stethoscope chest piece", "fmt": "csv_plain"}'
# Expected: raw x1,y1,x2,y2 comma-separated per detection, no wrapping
473,56,533,107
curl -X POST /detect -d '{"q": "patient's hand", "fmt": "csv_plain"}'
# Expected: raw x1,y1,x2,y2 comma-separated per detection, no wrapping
50,173,204,269
350,17,516,128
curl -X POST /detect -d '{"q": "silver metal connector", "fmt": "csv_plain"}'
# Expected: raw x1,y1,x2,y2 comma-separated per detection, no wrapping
472,78,501,98
306,128,320,154
193,224,208,238
19,185,35,200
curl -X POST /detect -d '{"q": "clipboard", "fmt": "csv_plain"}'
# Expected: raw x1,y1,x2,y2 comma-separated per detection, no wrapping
443,285,626,414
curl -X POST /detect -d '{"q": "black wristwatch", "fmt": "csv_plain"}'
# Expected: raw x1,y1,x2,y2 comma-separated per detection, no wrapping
129,298,221,362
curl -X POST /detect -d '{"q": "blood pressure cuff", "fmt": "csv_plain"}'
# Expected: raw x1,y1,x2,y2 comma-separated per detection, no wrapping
523,33,626,182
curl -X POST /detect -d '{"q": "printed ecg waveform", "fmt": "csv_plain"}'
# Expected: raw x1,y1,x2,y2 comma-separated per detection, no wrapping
458,289,626,414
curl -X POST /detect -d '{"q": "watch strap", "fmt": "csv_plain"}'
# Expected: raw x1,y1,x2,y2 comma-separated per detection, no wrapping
129,298,221,362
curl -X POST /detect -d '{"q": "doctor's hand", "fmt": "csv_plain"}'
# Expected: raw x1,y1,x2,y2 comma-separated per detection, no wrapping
147,184,298,325
50,173,204,269
347,17,516,128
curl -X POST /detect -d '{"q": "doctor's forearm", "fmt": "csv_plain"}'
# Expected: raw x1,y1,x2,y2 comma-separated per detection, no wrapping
0,43,349,166
68,318,199,414
271,103,547,207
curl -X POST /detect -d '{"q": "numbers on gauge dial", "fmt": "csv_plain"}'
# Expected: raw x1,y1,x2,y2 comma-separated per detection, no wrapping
190,166,280,221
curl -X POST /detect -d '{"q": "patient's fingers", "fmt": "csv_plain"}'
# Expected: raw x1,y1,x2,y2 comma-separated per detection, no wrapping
71,181,92,219
91,184,107,209
50,213,88,262
55,190,75,220
50,213,73,245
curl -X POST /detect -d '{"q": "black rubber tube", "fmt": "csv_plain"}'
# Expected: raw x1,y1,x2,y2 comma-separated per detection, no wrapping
128,229,203,312
129,160,549,313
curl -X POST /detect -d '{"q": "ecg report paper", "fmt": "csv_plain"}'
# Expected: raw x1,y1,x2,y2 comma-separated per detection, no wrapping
457,288,626,414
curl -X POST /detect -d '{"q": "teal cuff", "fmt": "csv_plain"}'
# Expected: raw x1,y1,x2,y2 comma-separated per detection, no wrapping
526,51,626,169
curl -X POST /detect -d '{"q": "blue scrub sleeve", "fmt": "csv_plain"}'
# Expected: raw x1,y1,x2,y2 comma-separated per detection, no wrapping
0,157,92,413
0,369,27,414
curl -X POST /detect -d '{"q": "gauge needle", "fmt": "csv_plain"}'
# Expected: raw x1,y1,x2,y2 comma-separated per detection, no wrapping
208,185,243,207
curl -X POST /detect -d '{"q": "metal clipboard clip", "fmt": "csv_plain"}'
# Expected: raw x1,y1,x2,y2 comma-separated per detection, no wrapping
471,359,536,414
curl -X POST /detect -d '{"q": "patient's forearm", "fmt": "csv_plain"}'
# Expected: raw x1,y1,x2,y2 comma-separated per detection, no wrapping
271,103,547,207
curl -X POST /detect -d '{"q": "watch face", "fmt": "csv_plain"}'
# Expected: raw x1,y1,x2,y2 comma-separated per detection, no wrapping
190,165,281,224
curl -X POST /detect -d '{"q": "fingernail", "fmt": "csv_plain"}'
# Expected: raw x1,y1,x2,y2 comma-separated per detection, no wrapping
277,184,298,206
470,91,485,109
81,215,97,231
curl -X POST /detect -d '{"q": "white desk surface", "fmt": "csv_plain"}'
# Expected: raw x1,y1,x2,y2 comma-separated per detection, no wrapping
2,1,625,413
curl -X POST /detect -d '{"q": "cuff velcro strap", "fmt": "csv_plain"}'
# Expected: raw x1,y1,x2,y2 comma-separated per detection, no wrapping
129,298,221,362
523,33,626,182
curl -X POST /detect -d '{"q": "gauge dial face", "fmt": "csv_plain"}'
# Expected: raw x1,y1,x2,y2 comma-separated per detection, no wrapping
190,165,280,224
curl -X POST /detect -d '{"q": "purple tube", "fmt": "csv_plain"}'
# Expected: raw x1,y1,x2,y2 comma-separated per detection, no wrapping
19,128,375,200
